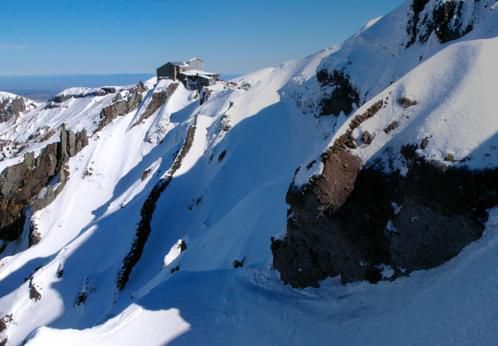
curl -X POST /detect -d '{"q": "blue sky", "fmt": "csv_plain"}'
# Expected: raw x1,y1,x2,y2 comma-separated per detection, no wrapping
0,0,403,76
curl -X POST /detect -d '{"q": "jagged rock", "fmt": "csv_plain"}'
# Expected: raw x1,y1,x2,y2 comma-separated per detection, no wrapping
317,69,360,116
0,126,88,241
273,145,498,288
406,0,475,47
133,82,178,126
362,131,374,145
406,0,431,47
0,97,34,123
384,121,400,134
432,0,474,43
97,84,144,131
28,279,42,302
397,96,418,108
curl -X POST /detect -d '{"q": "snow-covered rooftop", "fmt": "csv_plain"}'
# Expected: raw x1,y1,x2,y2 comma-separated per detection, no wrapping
180,69,218,77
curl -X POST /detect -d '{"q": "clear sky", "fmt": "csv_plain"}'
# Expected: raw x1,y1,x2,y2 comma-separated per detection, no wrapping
0,0,403,76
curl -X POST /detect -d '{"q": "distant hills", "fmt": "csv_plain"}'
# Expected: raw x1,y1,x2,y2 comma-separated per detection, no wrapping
0,74,153,101
0,74,241,101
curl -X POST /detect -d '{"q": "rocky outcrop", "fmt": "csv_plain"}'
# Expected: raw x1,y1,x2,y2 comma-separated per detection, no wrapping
406,0,475,47
97,83,146,131
432,0,474,43
133,82,178,126
0,96,35,123
0,126,88,242
406,0,431,47
317,69,360,116
273,101,498,288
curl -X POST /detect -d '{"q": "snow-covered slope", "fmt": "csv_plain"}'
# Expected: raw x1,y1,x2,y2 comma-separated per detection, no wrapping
1,1,498,345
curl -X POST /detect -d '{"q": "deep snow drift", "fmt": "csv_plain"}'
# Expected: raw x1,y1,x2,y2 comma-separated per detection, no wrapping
1,0,498,345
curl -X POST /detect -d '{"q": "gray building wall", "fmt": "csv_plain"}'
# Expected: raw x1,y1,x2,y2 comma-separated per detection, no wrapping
188,58,204,71
157,63,176,80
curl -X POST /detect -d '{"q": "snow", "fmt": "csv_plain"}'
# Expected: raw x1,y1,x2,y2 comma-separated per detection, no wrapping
180,69,218,77
22,208,498,345
1,1,498,345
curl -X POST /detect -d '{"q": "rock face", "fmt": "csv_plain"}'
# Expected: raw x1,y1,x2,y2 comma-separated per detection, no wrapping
0,96,35,123
406,0,475,47
272,101,498,288
274,146,498,288
317,69,359,116
133,82,178,126
0,126,87,242
97,83,146,131
142,83,178,119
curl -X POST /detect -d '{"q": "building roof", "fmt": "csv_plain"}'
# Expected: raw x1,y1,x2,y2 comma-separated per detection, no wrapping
157,61,189,70
157,57,204,69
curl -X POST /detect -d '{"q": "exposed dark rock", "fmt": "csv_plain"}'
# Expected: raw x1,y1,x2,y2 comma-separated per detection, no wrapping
384,121,400,134
406,0,475,47
218,150,227,162
188,196,203,210
397,96,418,108
96,84,145,131
317,69,360,116
362,131,374,145
420,136,431,149
432,0,473,43
219,114,231,133
0,97,34,123
74,280,95,306
327,100,384,154
171,265,180,274
29,279,42,302
29,224,42,247
179,239,187,252
233,258,245,269
74,291,88,306
141,168,152,181
406,0,431,48
56,264,64,278
133,83,178,127
0,126,88,242
273,145,498,288
117,123,197,290
0,314,13,333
